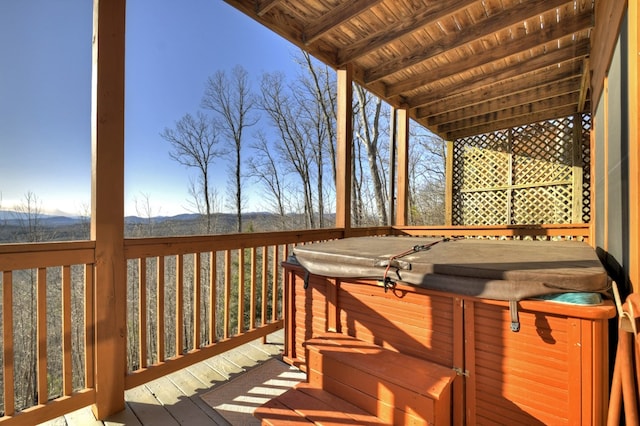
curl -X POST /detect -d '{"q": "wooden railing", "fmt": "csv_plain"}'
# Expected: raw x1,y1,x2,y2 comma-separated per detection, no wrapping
0,223,591,423
121,228,356,388
0,241,96,425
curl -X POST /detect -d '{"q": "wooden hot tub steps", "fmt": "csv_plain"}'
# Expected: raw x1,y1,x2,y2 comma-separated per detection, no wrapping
255,332,456,425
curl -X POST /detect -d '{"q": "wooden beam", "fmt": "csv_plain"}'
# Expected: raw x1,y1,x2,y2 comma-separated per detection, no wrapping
578,57,591,112
427,80,580,126
366,0,570,83
336,0,476,66
571,114,584,224
406,40,589,108
395,108,409,226
415,69,581,118
303,0,385,45
444,105,578,140
444,141,454,226
255,0,282,17
435,92,580,135
590,0,627,106
335,65,353,231
90,0,126,419
385,11,593,96
629,0,639,292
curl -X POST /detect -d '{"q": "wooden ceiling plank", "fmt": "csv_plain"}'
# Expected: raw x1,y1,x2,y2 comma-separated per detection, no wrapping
419,70,583,120
385,11,593,97
406,39,589,108
336,0,477,66
422,76,582,122
303,0,386,45
365,0,571,83
255,0,282,17
444,105,579,140
435,92,580,132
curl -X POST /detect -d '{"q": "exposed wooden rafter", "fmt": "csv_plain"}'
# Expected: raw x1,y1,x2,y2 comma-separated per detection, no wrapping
302,0,386,45
384,11,593,96
225,0,595,140
366,0,570,83
335,0,476,66
255,0,281,17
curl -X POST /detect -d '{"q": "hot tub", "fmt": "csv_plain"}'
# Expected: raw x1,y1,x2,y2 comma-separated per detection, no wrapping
282,236,615,424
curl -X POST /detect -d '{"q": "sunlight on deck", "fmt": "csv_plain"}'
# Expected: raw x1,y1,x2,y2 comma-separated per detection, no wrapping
40,330,293,426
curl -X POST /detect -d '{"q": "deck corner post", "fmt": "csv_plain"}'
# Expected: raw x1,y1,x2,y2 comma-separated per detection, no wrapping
90,0,127,419
396,107,409,226
336,64,353,234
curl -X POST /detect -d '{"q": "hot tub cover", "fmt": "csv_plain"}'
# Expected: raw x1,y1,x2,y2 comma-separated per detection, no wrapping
291,236,610,301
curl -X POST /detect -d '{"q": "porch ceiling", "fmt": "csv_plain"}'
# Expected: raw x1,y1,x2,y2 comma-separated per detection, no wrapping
224,0,593,140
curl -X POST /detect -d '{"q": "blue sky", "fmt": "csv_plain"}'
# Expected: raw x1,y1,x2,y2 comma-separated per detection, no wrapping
0,0,299,216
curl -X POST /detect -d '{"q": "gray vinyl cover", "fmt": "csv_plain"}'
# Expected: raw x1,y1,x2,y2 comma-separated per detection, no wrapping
291,236,610,301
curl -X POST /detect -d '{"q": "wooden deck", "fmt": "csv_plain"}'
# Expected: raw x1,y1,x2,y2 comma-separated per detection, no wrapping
39,330,288,426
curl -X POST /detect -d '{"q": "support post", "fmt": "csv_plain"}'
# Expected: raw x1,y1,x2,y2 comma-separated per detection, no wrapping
445,141,454,226
90,0,126,418
336,65,353,233
395,107,409,226
388,107,397,226
572,114,584,224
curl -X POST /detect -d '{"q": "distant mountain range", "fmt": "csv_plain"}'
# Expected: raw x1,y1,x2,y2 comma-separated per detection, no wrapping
0,210,215,225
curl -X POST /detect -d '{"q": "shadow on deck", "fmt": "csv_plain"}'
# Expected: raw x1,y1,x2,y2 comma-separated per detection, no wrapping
40,330,296,426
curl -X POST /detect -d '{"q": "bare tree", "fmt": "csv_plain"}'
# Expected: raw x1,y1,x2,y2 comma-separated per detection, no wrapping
408,127,446,225
161,111,221,233
354,85,388,225
259,71,317,228
247,132,289,226
201,65,258,233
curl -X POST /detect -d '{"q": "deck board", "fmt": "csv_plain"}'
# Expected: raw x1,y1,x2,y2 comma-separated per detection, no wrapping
39,330,286,426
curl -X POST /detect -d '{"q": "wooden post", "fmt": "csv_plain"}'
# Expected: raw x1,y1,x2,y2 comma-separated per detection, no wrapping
629,0,639,292
335,65,353,233
396,107,409,226
388,107,397,226
444,141,454,226
90,0,126,419
572,114,584,224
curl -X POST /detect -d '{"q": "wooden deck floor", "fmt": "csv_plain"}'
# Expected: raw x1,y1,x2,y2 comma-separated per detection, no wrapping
40,330,289,426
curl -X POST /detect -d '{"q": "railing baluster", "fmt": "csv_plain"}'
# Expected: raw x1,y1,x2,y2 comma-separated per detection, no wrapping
261,246,268,328
250,247,257,330
85,264,95,389
209,251,217,343
237,248,245,335
194,253,201,350
3,270,15,416
176,255,184,356
157,256,165,362
271,246,279,322
224,250,231,339
138,259,147,369
37,267,48,404
62,265,73,396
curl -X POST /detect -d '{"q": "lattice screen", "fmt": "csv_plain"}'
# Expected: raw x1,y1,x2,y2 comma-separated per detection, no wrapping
451,114,591,225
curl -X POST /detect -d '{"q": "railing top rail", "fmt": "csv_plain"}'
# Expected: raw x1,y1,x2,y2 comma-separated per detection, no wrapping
123,228,349,258
0,240,96,270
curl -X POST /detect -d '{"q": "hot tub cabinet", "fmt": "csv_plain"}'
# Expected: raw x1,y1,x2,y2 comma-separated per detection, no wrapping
282,238,615,425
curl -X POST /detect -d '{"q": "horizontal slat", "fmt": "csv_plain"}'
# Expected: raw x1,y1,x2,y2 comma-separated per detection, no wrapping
0,243,95,270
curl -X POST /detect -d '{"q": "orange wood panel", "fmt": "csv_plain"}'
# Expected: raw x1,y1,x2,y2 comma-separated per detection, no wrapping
284,264,615,424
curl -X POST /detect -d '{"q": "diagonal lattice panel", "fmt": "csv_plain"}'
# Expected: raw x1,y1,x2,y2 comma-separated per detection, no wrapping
452,114,591,226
